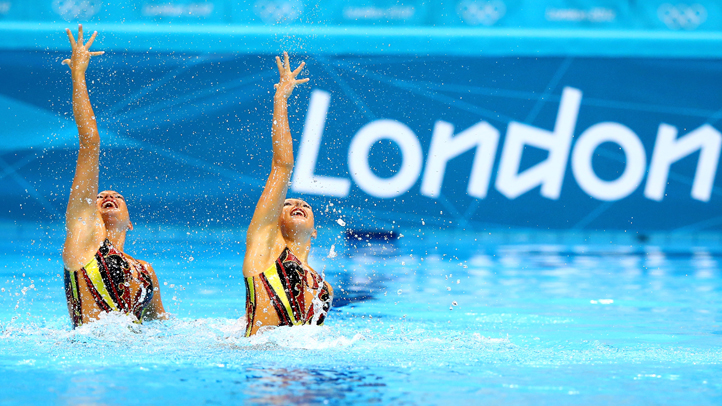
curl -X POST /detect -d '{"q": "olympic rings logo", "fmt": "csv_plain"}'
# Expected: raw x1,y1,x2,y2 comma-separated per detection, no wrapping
254,0,303,24
456,0,506,26
657,3,707,30
52,0,100,20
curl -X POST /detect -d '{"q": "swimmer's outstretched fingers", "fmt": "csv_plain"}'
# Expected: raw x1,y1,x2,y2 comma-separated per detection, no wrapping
62,24,105,69
273,51,309,94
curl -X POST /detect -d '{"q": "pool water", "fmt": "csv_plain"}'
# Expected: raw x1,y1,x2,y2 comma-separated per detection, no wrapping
1,223,721,405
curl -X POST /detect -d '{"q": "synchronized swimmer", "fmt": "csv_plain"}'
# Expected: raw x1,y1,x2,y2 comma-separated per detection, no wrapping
61,26,167,327
60,26,333,335
241,52,333,336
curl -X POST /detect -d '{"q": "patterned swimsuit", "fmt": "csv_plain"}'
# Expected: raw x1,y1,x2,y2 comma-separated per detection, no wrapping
64,239,155,328
244,247,333,336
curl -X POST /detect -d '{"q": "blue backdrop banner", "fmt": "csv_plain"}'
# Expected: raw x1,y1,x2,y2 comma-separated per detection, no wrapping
1,1,721,31
1,51,722,233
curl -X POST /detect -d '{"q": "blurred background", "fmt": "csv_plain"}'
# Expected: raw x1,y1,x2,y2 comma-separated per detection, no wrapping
0,0,719,30
1,0,722,242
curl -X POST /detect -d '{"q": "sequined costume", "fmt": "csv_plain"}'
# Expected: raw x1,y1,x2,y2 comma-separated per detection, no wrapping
244,247,332,336
64,239,154,328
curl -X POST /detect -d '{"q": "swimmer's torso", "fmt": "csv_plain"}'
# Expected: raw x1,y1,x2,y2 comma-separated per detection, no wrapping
64,239,155,328
244,247,333,336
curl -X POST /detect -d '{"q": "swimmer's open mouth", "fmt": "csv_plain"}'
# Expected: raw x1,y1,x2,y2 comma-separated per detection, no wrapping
102,200,118,209
291,208,307,218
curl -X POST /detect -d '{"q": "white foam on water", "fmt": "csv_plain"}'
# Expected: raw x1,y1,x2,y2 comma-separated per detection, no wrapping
226,323,365,350
0,312,368,369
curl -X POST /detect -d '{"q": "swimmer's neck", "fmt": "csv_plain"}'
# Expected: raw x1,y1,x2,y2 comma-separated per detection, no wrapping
284,238,312,264
105,227,128,252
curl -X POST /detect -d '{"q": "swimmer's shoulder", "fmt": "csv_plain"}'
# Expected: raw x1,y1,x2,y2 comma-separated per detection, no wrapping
137,259,153,270
123,253,155,275
138,259,160,277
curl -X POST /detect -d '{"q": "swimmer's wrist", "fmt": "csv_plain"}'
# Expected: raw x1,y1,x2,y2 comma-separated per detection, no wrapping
71,70,86,81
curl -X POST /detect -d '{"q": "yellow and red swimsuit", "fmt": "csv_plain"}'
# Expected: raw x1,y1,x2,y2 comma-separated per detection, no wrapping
244,247,333,336
63,239,155,328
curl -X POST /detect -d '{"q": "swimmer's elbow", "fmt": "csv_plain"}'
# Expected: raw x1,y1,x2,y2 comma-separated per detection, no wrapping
272,158,294,170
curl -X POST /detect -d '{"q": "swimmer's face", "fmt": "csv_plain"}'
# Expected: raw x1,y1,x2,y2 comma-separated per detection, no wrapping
280,198,316,240
97,190,132,230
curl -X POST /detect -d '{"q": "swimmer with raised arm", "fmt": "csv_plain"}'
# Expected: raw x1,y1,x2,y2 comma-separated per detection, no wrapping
61,25,167,328
242,53,333,336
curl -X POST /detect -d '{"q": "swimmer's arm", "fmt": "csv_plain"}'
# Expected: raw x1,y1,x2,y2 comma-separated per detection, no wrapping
244,53,308,273
62,25,107,271
142,261,169,320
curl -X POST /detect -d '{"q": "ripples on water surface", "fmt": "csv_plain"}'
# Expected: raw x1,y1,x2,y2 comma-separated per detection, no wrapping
1,225,721,405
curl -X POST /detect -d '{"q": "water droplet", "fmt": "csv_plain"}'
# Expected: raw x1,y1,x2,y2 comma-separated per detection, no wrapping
336,218,346,227
188,256,194,262
452,301,458,306
397,289,402,295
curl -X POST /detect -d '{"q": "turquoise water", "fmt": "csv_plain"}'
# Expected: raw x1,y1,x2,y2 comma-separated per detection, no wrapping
1,223,721,405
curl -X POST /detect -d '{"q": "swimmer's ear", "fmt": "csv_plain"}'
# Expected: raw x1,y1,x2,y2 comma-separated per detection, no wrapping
312,228,317,239
128,220,134,231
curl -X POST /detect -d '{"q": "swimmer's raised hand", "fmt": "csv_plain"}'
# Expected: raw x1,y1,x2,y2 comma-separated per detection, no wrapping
62,24,104,75
274,52,309,100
